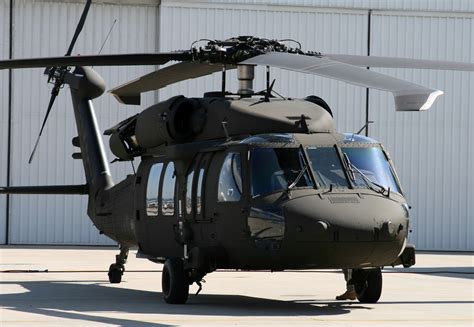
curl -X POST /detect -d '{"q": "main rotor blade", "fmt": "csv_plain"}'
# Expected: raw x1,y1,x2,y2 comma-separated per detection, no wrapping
0,52,191,70
242,52,443,111
65,0,92,56
109,62,236,105
323,54,474,71
28,89,59,164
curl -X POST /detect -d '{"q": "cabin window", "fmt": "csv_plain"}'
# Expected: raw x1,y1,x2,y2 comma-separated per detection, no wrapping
146,163,163,216
196,168,205,215
186,169,194,215
218,152,242,202
161,162,176,216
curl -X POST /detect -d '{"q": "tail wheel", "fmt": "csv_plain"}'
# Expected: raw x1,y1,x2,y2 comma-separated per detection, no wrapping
355,268,383,303
108,263,124,284
162,258,190,304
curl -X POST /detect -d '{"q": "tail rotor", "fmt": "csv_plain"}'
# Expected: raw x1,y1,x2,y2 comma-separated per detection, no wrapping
28,0,92,164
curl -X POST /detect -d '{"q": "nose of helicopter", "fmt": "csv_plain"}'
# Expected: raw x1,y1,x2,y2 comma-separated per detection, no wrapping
283,193,409,267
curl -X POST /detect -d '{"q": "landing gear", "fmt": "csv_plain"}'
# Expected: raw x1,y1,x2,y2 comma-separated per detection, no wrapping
108,246,129,284
354,268,383,303
162,258,190,304
108,263,124,283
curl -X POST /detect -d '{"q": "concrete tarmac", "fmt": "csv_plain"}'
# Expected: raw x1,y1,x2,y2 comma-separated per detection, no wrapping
0,246,472,326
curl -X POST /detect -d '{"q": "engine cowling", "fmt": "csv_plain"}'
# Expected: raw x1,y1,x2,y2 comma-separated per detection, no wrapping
108,96,206,160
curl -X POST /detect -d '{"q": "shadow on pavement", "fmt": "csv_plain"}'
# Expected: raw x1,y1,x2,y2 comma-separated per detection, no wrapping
1,280,359,326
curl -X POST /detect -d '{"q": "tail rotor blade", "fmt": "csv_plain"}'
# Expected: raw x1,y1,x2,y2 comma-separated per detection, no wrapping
29,0,91,164
65,0,92,56
28,87,59,164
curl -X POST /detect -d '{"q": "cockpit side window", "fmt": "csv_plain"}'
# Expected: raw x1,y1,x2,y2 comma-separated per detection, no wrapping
146,162,163,216
217,152,242,202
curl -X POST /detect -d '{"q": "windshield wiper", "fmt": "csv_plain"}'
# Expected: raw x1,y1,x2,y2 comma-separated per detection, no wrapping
342,153,387,196
286,145,315,194
343,153,356,182
287,164,308,192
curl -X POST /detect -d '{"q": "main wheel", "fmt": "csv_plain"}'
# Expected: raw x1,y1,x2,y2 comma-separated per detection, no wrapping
162,258,189,304
355,268,382,303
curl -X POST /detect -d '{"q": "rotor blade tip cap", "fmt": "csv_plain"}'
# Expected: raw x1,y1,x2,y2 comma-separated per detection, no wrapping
395,90,444,111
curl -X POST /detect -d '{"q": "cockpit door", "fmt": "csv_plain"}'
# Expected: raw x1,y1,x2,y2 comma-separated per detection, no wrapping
208,149,250,246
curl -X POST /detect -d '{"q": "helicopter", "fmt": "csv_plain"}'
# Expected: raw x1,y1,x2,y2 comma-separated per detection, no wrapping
1,0,473,305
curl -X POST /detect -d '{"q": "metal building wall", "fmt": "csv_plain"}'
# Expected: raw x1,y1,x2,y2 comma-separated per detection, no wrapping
159,1,473,251
369,12,473,251
7,0,159,244
0,0,10,244
173,0,474,12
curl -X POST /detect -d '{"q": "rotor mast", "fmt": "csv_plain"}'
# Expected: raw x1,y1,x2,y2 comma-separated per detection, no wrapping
237,64,255,96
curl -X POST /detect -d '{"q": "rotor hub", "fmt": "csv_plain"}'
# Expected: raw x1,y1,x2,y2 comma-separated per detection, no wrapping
190,36,314,65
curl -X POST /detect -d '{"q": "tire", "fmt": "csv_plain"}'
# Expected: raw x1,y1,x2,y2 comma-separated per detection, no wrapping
162,258,189,304
108,263,123,284
355,268,382,303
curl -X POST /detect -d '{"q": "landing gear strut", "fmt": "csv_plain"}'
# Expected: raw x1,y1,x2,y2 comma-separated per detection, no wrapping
161,258,190,304
353,267,383,303
108,246,129,284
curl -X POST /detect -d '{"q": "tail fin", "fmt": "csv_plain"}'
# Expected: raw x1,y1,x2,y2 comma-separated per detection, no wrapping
1,67,113,197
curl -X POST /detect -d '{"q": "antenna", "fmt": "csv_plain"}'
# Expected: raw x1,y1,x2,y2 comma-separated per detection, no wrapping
98,19,117,56
355,121,374,135
221,65,226,97
221,119,231,141
264,79,276,102
266,65,270,92
130,159,136,174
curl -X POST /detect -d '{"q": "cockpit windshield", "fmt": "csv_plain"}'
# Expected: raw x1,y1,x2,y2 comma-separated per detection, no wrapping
341,147,401,194
250,148,312,197
249,144,401,197
306,147,349,188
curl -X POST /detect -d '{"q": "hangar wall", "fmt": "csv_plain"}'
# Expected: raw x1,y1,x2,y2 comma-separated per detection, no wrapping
369,12,474,251
4,0,160,245
0,0,9,244
181,0,474,12
1,0,472,251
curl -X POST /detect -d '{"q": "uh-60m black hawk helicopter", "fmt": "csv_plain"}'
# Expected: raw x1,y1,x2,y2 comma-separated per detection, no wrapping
1,0,473,305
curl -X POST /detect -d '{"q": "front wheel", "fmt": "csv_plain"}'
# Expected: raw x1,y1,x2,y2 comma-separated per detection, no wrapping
162,258,189,304
355,268,382,303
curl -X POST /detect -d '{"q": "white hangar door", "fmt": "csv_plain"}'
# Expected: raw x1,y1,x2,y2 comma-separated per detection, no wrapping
6,0,159,245
369,11,473,251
